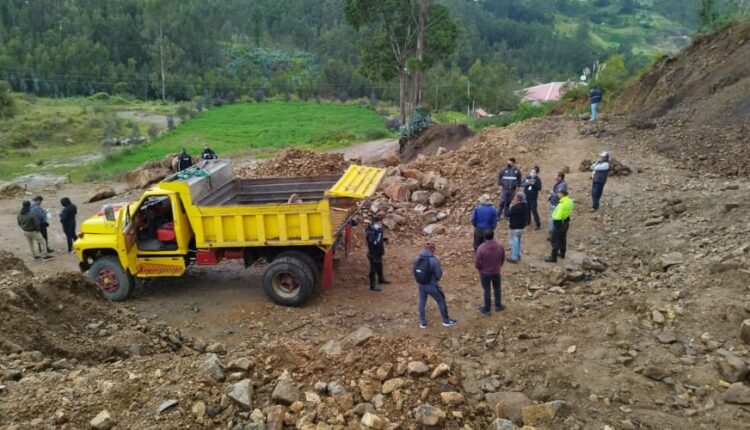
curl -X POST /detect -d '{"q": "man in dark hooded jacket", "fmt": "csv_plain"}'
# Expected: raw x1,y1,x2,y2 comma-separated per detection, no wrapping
60,197,78,253
176,148,194,172
365,217,390,291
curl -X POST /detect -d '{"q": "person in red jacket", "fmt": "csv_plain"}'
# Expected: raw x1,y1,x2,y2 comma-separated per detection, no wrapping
474,229,506,315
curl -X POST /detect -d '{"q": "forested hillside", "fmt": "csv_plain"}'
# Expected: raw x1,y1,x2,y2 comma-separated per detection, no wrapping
0,0,744,110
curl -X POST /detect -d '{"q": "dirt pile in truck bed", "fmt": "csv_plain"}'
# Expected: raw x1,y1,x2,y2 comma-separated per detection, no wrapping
615,21,750,176
236,148,352,178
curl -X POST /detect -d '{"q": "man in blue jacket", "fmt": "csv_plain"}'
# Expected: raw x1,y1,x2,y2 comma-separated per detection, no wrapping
589,86,603,122
413,242,457,329
471,194,498,252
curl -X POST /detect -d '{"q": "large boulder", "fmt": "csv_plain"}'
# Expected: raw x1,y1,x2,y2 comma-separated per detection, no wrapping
400,167,425,181
126,167,171,189
384,183,411,202
485,391,533,425
86,186,116,203
429,192,446,207
411,191,431,204
380,152,400,167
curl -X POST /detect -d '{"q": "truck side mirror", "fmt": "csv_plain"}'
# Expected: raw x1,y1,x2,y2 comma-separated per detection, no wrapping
104,205,116,222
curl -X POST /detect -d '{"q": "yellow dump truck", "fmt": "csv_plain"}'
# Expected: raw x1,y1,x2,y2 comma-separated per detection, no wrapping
74,160,385,306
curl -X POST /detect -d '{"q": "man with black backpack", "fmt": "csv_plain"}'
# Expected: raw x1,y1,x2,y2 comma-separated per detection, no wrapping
413,242,457,329
365,217,390,292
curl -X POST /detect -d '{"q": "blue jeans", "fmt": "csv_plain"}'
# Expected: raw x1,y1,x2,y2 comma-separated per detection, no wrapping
480,273,502,311
418,284,450,326
591,103,599,121
592,182,605,210
508,229,523,261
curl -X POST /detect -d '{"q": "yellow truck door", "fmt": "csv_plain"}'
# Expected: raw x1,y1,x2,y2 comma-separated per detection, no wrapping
126,193,188,277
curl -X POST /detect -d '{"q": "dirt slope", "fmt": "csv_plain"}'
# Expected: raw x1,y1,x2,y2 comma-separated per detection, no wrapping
616,21,750,176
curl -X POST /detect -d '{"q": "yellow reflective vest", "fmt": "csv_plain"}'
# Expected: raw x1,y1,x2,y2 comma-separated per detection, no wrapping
551,196,574,221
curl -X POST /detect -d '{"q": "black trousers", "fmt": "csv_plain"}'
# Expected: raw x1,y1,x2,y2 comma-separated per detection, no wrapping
480,273,502,310
473,227,490,252
368,255,385,286
551,219,570,257
62,222,76,252
527,198,541,227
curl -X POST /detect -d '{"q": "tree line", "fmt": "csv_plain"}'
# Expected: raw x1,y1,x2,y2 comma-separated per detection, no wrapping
0,0,743,114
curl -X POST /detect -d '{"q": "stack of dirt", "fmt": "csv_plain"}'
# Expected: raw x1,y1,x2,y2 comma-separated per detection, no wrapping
236,148,352,178
615,21,750,176
399,124,474,163
361,117,566,237
0,182,24,199
578,158,632,176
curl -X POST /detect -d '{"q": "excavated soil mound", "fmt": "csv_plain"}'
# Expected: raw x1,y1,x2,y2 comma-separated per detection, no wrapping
236,148,351,178
616,22,750,176
400,124,473,163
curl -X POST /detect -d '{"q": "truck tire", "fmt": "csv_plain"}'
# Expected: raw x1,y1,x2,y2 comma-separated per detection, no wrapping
88,256,134,301
262,256,315,307
277,250,320,281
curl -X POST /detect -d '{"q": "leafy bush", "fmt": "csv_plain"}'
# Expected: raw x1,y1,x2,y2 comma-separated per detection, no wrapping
147,125,160,139
400,108,431,139
89,92,110,101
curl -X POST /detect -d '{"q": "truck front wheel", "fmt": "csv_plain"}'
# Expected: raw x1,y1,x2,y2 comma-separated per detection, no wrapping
88,256,134,301
262,256,315,307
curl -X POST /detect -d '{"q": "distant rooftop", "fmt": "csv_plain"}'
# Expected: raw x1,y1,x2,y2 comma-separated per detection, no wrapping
522,82,567,102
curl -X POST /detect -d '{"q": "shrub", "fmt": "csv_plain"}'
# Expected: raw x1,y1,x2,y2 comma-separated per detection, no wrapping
89,92,110,101
147,125,160,139
0,80,16,118
167,115,175,130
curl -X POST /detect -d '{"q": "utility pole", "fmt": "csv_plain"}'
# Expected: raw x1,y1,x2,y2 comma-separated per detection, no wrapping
467,80,471,116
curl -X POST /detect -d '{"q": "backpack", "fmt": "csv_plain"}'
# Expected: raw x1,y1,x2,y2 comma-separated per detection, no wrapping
413,256,433,284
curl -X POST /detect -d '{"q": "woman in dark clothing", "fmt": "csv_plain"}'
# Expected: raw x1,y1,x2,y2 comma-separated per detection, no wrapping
507,193,529,263
522,166,542,230
59,197,78,253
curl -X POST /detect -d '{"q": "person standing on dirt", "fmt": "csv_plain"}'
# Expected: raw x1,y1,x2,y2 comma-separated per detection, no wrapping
31,196,54,253
522,166,542,230
545,190,574,262
507,192,529,263
589,86,603,122
365,216,390,292
471,194,498,252
474,229,506,315
548,171,568,240
590,151,611,212
17,201,54,261
59,197,78,254
201,144,218,160
497,157,523,219
176,148,194,172
413,241,457,329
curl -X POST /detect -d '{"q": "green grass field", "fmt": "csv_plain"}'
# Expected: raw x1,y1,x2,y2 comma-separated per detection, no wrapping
81,102,389,180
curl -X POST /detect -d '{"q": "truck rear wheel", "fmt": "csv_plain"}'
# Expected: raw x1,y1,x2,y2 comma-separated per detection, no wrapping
88,256,134,301
262,256,315,307
277,250,320,282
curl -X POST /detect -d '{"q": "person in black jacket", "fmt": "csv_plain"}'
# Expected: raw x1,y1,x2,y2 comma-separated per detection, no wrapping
522,166,542,230
589,86,603,122
507,193,529,263
59,197,78,253
365,217,390,292
497,157,523,219
201,144,218,160
176,148,194,172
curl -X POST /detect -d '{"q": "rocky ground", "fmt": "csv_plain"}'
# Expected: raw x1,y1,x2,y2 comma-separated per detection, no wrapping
0,110,749,429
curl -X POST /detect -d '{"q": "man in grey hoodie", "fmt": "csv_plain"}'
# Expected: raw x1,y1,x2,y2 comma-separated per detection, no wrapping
413,242,457,329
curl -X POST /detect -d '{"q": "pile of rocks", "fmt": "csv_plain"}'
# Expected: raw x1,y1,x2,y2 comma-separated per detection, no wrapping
236,149,351,178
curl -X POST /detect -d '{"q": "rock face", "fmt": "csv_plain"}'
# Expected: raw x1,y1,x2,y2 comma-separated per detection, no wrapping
272,380,300,405
86,186,116,203
715,349,749,383
229,379,253,410
521,400,565,425
413,404,445,426
722,382,750,404
485,391,533,425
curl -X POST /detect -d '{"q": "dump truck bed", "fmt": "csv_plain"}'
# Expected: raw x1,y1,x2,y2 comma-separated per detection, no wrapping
157,160,384,249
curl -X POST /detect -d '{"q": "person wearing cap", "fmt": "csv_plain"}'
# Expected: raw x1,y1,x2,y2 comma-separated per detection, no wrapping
590,151,611,211
201,144,218,160
545,190,574,262
522,166,542,230
471,194,498,252
547,171,568,240
17,201,54,261
365,216,390,292
176,147,194,172
474,229,506,315
31,195,54,253
497,157,523,219
507,192,529,263
413,241,457,328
